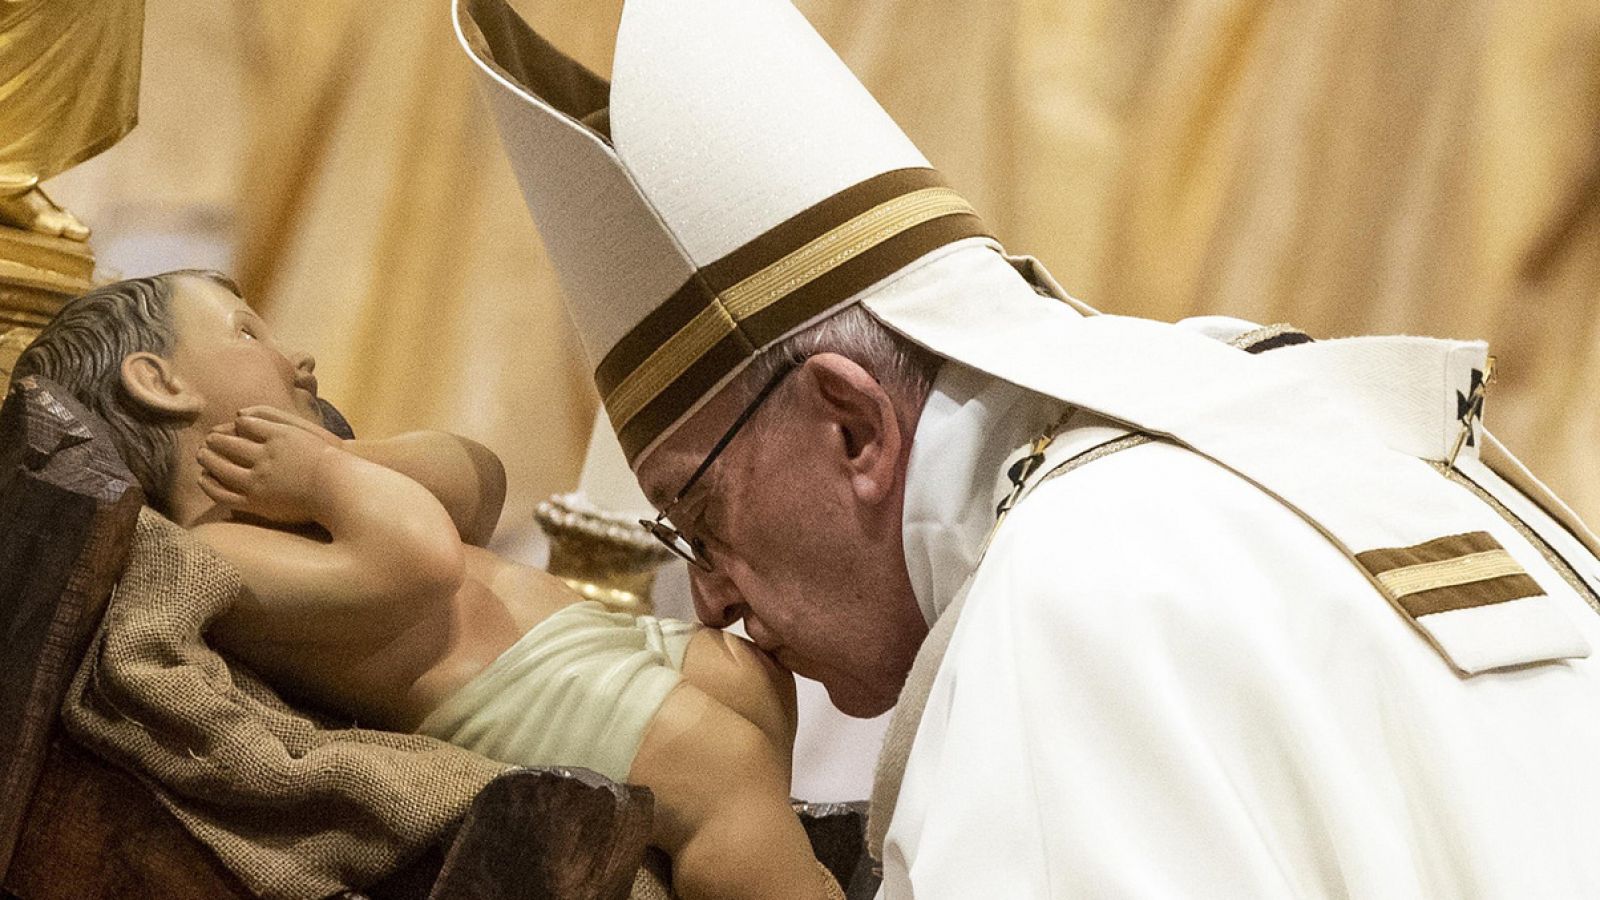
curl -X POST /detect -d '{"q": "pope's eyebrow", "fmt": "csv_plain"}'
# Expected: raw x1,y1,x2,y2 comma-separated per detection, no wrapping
683,465,735,538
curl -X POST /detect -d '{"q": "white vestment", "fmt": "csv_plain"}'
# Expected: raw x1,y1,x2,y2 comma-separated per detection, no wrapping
875,323,1600,898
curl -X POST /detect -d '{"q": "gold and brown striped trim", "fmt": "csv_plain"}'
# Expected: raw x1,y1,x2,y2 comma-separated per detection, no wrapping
596,167,990,461
1355,531,1543,618
1227,323,1314,354
1431,460,1600,616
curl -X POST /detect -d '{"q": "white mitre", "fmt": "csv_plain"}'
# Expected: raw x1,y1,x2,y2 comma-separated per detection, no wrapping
451,0,1063,466
454,0,1590,676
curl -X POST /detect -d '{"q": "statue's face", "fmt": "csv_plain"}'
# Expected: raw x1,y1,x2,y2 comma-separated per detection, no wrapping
165,275,321,428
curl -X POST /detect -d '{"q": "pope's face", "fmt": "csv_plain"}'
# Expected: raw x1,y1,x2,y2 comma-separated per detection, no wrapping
166,275,322,427
637,357,929,718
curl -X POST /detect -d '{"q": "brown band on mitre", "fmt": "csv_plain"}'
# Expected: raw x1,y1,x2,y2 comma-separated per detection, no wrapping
596,270,723,404
614,329,754,462
597,167,991,461
1356,530,1544,619
596,167,957,398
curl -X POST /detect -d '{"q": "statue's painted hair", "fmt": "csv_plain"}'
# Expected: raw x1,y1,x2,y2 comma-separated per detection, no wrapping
12,269,239,511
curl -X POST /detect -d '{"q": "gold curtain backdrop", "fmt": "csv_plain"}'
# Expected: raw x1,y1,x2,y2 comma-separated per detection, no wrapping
47,0,1600,535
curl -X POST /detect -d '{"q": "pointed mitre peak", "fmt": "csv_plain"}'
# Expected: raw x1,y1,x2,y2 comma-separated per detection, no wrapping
609,0,932,264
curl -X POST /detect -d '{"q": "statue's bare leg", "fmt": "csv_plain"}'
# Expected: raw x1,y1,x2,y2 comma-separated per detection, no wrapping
0,179,90,241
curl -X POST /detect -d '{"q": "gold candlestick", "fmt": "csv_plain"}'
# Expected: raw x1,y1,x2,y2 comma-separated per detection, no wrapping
534,492,676,616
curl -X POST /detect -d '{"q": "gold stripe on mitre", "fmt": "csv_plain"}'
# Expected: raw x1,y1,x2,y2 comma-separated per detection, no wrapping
1356,531,1544,618
597,167,990,462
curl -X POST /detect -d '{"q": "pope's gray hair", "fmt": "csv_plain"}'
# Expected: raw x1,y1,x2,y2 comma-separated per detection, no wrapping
12,270,239,512
739,304,940,435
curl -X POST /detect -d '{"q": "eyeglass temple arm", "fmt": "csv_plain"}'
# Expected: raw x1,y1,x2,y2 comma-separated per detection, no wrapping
667,362,799,508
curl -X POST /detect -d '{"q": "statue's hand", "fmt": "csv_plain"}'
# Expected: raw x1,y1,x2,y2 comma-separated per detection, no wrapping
197,411,343,524
234,403,344,447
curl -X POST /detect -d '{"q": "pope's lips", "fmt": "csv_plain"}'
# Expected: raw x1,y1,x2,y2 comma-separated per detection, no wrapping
751,638,793,670
743,626,799,672
294,374,319,396
769,646,810,677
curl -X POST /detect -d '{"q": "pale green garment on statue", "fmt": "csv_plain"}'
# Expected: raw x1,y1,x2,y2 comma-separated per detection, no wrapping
417,600,698,782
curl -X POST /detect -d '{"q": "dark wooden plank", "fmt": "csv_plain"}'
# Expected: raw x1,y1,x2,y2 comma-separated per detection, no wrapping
427,768,654,900
794,801,878,899
0,377,141,876
3,739,255,900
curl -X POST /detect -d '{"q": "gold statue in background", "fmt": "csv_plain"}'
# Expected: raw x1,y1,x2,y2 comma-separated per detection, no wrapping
1,0,144,379
0,0,145,241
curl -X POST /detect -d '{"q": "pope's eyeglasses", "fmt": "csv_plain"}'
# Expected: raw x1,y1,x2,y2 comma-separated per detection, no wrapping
641,360,800,571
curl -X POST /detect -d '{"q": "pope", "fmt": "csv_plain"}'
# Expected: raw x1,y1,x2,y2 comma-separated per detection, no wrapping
456,0,1600,895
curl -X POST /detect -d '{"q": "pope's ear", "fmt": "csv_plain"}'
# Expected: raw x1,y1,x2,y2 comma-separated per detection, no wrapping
804,353,902,505
120,351,202,417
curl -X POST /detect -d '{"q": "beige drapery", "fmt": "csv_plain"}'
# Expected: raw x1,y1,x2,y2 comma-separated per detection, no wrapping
61,0,1595,532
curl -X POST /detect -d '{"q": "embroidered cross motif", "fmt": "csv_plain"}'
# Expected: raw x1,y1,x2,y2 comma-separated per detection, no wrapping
995,435,1052,520
1455,368,1486,448
977,409,1076,560
1448,357,1496,471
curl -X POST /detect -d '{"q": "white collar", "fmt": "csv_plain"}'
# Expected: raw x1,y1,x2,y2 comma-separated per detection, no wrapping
900,362,1067,625
896,317,1250,626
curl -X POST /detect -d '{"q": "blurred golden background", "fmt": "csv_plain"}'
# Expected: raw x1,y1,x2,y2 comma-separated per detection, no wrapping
38,0,1600,545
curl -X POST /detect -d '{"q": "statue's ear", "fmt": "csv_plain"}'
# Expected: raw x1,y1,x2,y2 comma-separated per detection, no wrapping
120,351,202,417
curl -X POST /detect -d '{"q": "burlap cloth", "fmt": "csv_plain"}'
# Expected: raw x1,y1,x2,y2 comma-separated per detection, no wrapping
59,509,508,899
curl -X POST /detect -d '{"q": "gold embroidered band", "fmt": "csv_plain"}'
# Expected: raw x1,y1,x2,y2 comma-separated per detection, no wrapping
1356,531,1543,618
596,167,990,461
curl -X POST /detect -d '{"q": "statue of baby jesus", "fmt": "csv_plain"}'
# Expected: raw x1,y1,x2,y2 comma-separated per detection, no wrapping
14,270,838,900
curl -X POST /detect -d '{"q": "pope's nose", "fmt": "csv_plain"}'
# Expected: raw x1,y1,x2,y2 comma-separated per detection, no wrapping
689,567,746,630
